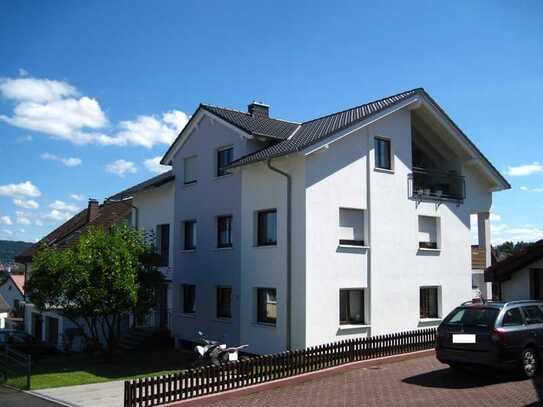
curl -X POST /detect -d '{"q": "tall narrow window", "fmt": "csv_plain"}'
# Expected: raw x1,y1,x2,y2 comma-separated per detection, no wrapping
157,224,170,266
257,209,277,246
217,286,232,319
217,215,232,248
339,208,365,246
182,284,196,314
184,220,197,250
418,216,439,249
257,288,277,324
420,287,439,319
217,146,234,177
339,289,365,324
184,156,197,184
375,138,392,170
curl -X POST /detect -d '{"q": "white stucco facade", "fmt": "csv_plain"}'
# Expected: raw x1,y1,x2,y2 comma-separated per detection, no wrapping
131,181,175,330
167,98,506,355
499,258,543,301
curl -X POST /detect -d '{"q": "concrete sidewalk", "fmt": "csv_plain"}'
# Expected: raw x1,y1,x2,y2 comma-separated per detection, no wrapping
33,380,124,407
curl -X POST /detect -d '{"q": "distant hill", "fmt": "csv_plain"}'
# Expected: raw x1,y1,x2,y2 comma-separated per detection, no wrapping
0,240,33,264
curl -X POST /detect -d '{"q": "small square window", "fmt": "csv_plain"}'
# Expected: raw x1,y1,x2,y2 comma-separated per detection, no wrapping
182,284,196,314
183,220,197,250
257,209,277,246
184,156,197,184
420,287,440,319
339,289,365,324
375,138,392,170
217,147,234,177
418,216,439,249
217,215,232,248
217,286,232,319
257,288,277,324
339,208,365,246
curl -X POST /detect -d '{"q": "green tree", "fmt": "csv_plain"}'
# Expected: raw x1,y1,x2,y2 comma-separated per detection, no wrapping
26,225,165,351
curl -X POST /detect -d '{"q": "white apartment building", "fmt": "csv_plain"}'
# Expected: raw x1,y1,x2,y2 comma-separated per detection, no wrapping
161,88,510,354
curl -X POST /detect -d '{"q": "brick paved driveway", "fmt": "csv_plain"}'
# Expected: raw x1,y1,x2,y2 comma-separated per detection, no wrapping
208,356,543,407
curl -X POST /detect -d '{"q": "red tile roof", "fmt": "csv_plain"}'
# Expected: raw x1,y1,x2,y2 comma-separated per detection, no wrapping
15,199,133,263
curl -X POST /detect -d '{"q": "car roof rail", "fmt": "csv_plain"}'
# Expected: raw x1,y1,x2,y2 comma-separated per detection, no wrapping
504,300,543,307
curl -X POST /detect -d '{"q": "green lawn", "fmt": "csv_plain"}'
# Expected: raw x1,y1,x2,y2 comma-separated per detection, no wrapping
29,348,193,390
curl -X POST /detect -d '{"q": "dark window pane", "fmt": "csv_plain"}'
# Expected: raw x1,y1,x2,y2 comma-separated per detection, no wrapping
217,287,232,319
217,216,232,248
503,308,524,326
217,147,233,177
339,289,364,324
257,288,277,324
444,307,499,327
183,284,196,313
375,138,391,170
157,224,169,266
257,210,277,246
184,220,196,250
420,287,438,318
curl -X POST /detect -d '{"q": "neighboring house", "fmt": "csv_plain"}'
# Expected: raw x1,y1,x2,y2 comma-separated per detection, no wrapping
15,199,133,349
0,273,24,329
108,170,175,331
161,88,509,354
485,239,543,301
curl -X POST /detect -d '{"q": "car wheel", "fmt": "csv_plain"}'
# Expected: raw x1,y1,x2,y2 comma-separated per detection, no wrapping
521,347,538,378
448,363,465,371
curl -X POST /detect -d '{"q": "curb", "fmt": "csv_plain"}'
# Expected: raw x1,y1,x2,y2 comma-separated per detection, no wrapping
163,349,435,406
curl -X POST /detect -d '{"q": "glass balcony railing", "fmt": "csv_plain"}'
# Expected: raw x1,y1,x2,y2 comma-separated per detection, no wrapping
408,167,465,203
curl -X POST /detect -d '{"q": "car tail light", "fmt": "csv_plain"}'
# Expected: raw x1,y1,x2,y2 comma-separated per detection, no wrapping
491,328,507,345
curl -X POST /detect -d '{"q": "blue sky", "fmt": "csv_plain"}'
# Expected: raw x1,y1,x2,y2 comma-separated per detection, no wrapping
0,0,542,244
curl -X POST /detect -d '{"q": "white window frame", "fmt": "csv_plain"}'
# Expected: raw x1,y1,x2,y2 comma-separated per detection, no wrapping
418,215,441,251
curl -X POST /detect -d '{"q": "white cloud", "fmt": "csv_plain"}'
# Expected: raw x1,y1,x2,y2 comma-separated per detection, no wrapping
519,186,543,192
13,198,39,209
491,224,543,245
105,159,137,177
70,194,84,201
0,77,78,103
489,213,501,222
143,156,170,174
41,152,82,167
44,209,73,221
18,68,28,77
49,200,80,212
15,211,31,225
111,110,188,148
0,181,41,198
1,229,13,236
506,162,543,176
0,75,188,148
35,219,43,226
0,216,13,225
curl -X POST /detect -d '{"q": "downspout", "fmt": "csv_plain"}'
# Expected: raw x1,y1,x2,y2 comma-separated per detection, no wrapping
365,130,372,334
266,158,292,350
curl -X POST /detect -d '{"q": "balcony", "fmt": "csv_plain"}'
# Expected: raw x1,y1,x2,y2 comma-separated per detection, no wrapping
408,167,465,203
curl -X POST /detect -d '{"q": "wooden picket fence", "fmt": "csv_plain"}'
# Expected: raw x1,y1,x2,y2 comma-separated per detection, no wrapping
124,328,436,407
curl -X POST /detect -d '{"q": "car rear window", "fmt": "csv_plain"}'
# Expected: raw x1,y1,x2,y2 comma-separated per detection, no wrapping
522,306,543,324
444,307,499,328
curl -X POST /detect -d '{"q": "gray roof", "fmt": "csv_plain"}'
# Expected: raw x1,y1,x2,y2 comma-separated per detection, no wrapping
228,88,420,168
108,170,174,200
201,104,299,140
